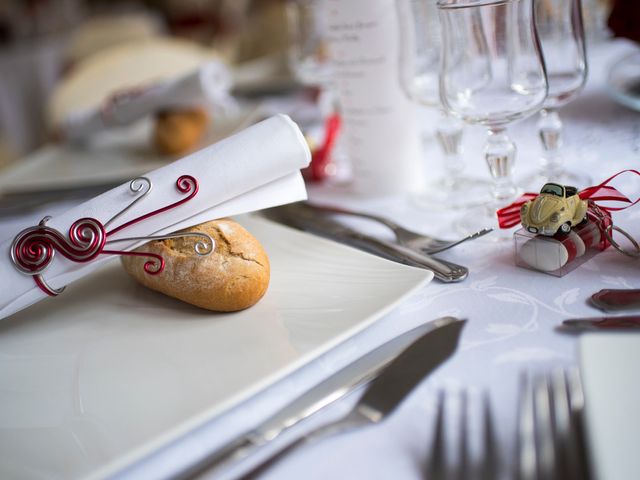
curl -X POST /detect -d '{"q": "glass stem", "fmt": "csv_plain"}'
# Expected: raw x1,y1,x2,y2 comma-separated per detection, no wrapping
485,128,517,207
537,108,564,178
435,112,465,188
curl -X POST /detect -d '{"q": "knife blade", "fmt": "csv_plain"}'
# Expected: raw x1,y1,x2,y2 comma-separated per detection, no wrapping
261,203,468,282
560,315,640,332
180,317,465,479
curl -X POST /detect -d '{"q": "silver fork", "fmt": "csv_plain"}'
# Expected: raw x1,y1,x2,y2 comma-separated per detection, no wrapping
427,389,499,480
517,369,591,480
307,203,493,254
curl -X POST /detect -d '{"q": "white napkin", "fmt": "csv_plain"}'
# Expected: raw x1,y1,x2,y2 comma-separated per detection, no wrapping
1,114,310,320
62,60,235,142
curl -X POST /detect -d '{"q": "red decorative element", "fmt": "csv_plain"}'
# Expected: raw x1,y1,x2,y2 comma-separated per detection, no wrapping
497,170,640,249
11,175,199,296
102,249,165,275
107,175,198,236
34,275,60,297
304,113,342,182
12,218,106,275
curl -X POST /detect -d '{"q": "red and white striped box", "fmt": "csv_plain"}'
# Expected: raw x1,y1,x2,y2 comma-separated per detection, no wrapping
514,219,606,277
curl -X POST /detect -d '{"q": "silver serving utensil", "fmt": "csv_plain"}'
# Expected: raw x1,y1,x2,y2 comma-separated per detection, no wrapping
180,317,465,479
590,288,640,312
305,203,493,254
262,203,468,282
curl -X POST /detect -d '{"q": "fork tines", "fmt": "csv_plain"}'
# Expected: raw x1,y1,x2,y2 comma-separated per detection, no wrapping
426,389,498,480
517,369,591,480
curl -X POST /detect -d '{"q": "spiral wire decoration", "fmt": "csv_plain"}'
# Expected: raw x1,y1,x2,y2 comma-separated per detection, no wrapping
9,175,214,296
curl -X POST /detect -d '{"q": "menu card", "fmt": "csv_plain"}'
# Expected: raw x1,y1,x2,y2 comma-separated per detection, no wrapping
326,0,424,195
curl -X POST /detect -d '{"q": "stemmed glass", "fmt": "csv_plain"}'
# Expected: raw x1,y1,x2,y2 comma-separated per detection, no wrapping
437,0,548,233
286,0,348,182
528,0,589,187
397,0,490,210
286,0,332,89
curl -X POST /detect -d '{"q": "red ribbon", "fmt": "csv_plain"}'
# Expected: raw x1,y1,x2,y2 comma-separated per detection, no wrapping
304,113,342,182
497,170,640,248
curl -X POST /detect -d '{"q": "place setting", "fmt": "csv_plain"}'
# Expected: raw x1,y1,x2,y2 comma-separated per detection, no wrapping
1,1,640,479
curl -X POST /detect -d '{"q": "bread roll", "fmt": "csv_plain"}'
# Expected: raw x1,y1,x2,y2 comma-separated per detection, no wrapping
153,108,209,156
121,219,270,312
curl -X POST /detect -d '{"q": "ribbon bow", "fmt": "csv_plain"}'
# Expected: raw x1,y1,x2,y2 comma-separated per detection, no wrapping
496,170,640,248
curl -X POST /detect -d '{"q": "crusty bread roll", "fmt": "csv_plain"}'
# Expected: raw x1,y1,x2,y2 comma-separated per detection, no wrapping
153,108,209,156
121,219,270,312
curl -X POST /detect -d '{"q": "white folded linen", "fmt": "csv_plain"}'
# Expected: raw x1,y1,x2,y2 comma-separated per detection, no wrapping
0,114,310,320
62,60,235,142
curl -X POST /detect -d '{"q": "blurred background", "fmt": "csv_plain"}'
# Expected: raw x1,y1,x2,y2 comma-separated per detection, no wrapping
0,0,298,168
0,0,628,173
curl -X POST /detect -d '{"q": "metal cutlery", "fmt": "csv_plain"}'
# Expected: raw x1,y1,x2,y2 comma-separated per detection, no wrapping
182,317,466,479
262,203,469,282
427,389,498,480
590,288,640,312
0,180,125,217
307,203,493,254
516,369,591,480
560,314,640,332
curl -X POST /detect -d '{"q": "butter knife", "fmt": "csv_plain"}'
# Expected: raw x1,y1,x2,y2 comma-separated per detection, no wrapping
179,317,465,479
262,203,468,282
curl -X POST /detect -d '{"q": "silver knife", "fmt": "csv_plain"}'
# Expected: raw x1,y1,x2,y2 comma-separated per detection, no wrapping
560,315,640,331
179,317,465,479
262,203,468,282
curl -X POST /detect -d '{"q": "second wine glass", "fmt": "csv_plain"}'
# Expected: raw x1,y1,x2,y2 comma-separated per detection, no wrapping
398,0,490,210
437,0,548,233
530,0,589,188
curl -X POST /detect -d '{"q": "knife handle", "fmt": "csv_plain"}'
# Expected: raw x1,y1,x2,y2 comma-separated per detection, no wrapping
177,431,262,479
346,234,468,283
180,407,371,479
178,373,377,479
590,289,640,312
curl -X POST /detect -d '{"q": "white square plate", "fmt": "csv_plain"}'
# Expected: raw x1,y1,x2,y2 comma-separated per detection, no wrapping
0,214,432,479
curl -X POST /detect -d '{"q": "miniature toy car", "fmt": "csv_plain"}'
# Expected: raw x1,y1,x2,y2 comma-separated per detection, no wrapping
520,183,588,236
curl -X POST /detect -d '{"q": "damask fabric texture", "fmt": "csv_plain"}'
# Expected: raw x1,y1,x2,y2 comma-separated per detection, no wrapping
0,39,639,480
608,0,640,43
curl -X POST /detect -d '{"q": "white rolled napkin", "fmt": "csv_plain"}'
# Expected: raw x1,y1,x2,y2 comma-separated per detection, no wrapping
62,59,235,142
1,114,310,320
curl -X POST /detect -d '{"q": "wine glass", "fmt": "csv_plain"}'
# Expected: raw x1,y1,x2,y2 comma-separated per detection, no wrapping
286,0,332,88
286,0,348,182
397,0,490,210
437,0,548,233
527,0,589,188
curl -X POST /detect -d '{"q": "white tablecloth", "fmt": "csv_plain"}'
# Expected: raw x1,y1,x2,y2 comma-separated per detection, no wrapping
207,38,640,480
1,39,639,480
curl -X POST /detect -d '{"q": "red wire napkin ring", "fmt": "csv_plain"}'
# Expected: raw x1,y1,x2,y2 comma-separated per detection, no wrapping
10,175,214,297
496,169,640,251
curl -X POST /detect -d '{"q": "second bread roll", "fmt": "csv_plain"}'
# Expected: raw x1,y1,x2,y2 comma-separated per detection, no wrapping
153,108,209,156
121,218,270,312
